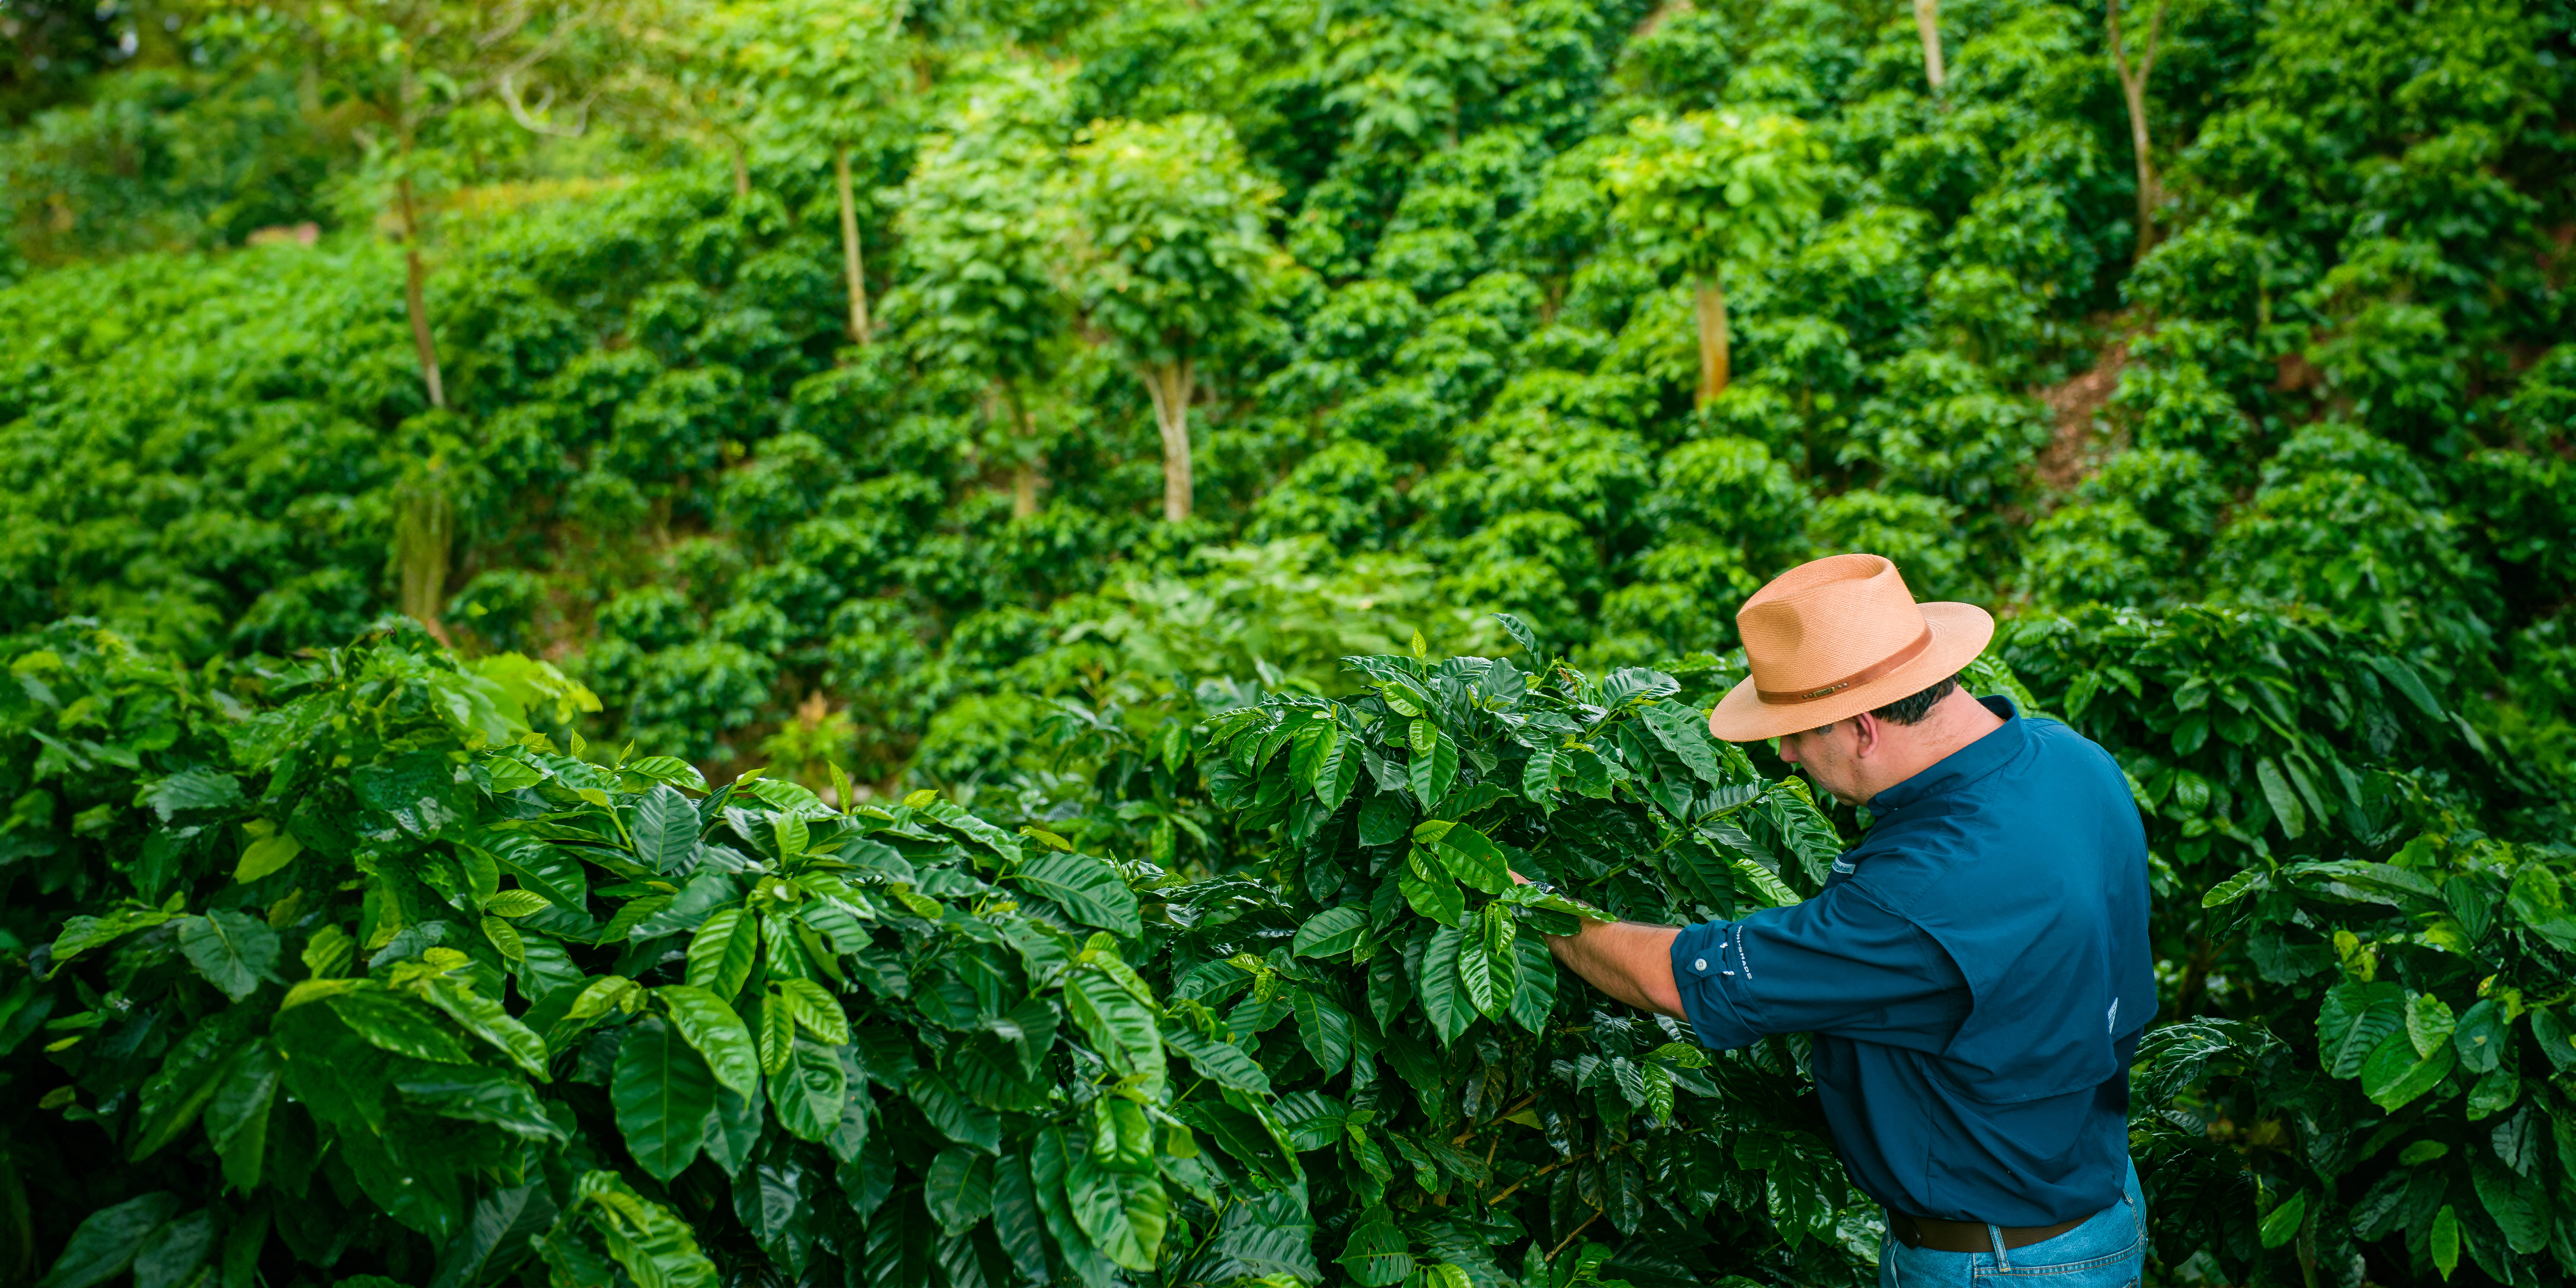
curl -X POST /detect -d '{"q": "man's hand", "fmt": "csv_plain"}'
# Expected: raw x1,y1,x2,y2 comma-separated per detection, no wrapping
1510,871,1685,1020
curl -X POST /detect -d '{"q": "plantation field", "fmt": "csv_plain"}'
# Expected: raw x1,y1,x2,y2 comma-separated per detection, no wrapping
0,0,2572,1283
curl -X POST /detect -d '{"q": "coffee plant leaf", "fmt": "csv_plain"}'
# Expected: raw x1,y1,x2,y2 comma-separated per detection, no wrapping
1010,849,1142,935
657,985,761,1100
611,1017,717,1184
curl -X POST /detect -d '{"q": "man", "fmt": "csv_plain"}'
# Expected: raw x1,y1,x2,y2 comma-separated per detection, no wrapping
1524,553,2153,1284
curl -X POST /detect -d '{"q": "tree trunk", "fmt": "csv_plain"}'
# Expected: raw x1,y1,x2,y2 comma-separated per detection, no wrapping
395,173,445,411
834,144,871,344
1691,277,1730,408
1913,0,1946,95
1141,360,1196,523
731,142,750,199
1002,383,1043,518
394,474,454,644
2107,0,2167,262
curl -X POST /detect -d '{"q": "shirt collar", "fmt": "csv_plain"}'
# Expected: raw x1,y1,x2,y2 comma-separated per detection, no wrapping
1869,695,2024,813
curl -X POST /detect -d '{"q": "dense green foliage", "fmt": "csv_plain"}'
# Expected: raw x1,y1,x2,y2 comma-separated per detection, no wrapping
1,615,1900,1288
4,0,2576,1282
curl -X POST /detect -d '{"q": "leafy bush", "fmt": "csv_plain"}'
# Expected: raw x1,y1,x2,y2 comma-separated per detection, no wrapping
4,615,1885,1288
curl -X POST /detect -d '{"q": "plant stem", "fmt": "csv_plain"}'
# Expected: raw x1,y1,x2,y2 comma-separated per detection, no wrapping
1547,1211,1602,1262
835,144,871,344
1913,0,1946,96
1692,277,1730,408
1143,360,1196,522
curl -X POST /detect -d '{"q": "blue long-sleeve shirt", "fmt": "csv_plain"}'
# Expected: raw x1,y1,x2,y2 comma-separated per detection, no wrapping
1669,697,2154,1227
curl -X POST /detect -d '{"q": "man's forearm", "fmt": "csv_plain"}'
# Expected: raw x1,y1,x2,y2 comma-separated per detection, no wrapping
1541,918,1685,1020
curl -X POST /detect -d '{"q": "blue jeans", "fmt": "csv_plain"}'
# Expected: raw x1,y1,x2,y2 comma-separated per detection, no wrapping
1879,1161,2146,1288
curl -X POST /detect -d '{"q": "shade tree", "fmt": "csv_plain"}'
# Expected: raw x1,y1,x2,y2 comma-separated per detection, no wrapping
891,63,1077,517
1054,113,1280,523
1599,109,1825,408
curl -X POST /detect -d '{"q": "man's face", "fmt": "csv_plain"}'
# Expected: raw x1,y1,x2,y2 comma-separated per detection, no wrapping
1775,720,1865,805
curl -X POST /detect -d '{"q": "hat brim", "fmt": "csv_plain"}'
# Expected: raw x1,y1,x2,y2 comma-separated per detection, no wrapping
1706,602,1996,743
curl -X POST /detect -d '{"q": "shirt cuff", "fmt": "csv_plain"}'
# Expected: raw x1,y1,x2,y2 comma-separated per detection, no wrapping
1669,920,1760,1050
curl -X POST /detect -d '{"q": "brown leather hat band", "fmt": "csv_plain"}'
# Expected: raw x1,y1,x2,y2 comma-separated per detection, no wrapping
1754,625,1934,705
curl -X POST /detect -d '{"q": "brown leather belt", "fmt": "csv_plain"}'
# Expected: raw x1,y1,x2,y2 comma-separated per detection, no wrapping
1888,1212,2084,1254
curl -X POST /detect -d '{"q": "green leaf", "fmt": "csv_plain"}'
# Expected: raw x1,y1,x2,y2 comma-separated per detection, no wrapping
2202,866,2269,909
1639,700,1730,786
1067,962,1164,1090
2364,654,2445,720
2472,1150,2550,1253
991,1155,1052,1285
2430,1204,2460,1280
2452,999,2508,1073
2256,756,2305,840
234,830,302,883
1508,934,1557,1033
1030,1129,1120,1288
1291,716,1340,801
1011,850,1142,936
1399,849,1464,926
1457,929,1515,1022
2258,1189,2306,1249
768,1039,847,1142
2399,1140,2450,1165
611,1017,717,1184
203,1041,280,1191
138,766,246,819
2466,1066,2520,1120
685,907,760,1001
1335,1206,1409,1287
2359,1028,2455,1111
1357,792,1413,846
630,785,701,875
1520,744,1558,804
126,1208,215,1288
1293,906,1369,959
1292,988,1354,1076
35,1192,180,1288
625,756,711,792
1732,858,1800,909
177,910,278,1002
657,985,761,1101
569,1169,720,1288
325,990,473,1065
420,975,551,1080
2407,992,2457,1059
1407,720,1457,806
755,993,793,1076
481,915,525,965
396,1065,570,1141
1065,1133,1170,1272
776,977,851,1045
910,1068,1002,1153
2316,982,2404,1078
1165,1025,1271,1094
1420,924,1473,1045
1414,820,1509,894
927,1146,997,1237
483,890,550,917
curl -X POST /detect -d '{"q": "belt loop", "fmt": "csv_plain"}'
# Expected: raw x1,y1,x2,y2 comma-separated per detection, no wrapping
1986,1224,2010,1270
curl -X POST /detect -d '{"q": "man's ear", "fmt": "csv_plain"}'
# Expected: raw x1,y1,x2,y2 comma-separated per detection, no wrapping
1847,711,1882,759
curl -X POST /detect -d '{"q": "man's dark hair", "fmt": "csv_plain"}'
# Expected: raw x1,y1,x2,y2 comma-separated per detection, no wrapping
1870,672,1961,726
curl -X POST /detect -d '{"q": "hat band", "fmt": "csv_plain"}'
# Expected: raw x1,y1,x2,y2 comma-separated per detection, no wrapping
1754,624,1935,705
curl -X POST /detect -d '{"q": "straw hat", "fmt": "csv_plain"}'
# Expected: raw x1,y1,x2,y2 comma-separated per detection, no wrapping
1707,553,1994,743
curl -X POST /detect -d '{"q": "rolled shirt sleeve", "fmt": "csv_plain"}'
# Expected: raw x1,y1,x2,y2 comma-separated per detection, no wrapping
1668,884,1970,1052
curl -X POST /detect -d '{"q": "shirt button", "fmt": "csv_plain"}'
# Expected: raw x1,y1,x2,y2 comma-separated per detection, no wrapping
1693,958,1708,972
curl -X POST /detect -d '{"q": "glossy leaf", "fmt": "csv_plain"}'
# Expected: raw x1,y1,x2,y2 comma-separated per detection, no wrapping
612,1018,717,1184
